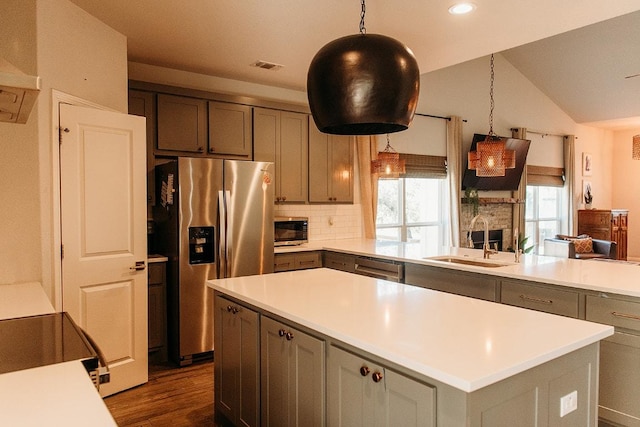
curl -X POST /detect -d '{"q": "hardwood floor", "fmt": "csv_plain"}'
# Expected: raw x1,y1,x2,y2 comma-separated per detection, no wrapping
104,360,216,426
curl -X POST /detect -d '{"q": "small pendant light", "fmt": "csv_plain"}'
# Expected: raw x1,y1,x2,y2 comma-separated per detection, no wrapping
468,54,516,177
633,134,640,160
371,134,406,178
307,0,420,135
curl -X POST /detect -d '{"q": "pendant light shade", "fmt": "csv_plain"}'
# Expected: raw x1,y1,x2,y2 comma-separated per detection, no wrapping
633,134,640,160
307,2,420,135
371,134,406,177
468,54,515,177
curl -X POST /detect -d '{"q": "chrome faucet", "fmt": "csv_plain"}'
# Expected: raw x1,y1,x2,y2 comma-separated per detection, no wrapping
469,214,498,259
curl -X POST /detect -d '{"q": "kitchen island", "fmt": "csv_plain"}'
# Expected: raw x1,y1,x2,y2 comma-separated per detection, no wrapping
209,268,613,426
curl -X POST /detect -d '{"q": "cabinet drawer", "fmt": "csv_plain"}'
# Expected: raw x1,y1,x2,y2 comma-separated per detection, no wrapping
586,295,640,332
405,263,498,302
501,280,579,318
274,253,296,272
295,252,322,270
578,211,610,226
323,251,356,273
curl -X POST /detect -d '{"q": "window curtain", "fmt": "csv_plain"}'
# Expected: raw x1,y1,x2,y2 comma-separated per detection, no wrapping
356,135,379,239
511,128,527,238
446,116,463,247
564,135,576,234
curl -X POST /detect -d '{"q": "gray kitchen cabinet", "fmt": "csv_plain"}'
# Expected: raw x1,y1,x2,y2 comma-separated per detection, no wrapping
585,294,640,426
308,125,354,203
253,107,309,203
147,261,166,353
405,263,498,301
327,345,435,427
208,101,252,159
214,295,260,427
156,93,208,154
128,89,156,206
260,316,325,427
323,251,357,274
500,278,580,318
274,251,322,272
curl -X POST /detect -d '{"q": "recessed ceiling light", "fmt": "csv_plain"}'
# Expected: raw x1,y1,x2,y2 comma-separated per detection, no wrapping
448,2,476,15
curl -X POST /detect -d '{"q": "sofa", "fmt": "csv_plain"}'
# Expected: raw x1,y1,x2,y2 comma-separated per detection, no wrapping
543,235,617,260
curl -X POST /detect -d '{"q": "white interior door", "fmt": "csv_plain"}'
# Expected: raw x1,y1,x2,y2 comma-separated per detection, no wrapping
59,103,147,396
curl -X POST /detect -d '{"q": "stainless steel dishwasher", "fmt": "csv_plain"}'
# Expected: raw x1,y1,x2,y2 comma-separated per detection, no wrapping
354,256,404,282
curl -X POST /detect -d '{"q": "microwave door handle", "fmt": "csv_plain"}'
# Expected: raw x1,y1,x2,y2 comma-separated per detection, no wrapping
218,190,226,278
224,190,232,277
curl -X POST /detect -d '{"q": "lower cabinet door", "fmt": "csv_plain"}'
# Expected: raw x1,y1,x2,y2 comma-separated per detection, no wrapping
597,331,640,426
214,295,260,427
328,345,435,427
261,316,325,427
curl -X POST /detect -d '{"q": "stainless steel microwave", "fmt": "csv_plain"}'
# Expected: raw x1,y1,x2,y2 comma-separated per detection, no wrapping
274,217,308,246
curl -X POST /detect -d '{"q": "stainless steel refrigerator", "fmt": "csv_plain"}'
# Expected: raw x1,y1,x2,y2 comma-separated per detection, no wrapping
154,158,274,365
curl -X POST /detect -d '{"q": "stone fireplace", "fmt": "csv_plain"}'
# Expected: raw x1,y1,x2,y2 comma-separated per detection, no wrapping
459,201,517,251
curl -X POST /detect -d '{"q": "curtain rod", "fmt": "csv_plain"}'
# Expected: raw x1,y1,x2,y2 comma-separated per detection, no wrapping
510,128,565,138
416,113,467,123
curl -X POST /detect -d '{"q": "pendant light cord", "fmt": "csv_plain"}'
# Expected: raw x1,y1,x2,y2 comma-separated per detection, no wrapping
488,54,495,137
360,0,367,34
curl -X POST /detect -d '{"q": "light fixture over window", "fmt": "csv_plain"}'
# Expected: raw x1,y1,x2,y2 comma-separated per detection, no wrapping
371,134,406,178
633,134,640,160
468,54,516,177
307,0,420,135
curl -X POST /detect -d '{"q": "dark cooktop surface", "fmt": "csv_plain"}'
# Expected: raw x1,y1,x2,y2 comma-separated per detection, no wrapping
0,312,98,374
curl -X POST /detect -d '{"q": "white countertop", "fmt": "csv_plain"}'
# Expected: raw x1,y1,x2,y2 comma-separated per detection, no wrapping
0,360,117,426
288,238,640,297
0,282,55,320
209,268,613,392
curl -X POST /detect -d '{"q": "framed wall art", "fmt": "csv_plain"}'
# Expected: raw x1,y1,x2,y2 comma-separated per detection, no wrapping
582,152,592,176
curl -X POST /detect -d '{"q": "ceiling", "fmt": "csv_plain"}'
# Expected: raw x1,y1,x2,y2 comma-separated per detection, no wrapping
68,0,640,129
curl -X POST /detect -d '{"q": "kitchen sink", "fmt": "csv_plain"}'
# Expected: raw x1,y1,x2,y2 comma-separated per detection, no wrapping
425,256,512,268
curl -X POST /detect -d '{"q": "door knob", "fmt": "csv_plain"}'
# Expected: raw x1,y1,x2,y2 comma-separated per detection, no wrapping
130,261,146,271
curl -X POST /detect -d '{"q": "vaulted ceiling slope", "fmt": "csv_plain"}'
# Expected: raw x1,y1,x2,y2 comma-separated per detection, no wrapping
68,0,640,129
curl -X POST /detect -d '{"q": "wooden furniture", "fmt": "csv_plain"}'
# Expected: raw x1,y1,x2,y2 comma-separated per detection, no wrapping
577,209,628,260
156,94,208,154
207,101,252,159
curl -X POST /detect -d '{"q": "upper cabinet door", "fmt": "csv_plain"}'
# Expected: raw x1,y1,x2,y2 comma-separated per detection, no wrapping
309,124,353,203
208,101,252,158
157,94,207,154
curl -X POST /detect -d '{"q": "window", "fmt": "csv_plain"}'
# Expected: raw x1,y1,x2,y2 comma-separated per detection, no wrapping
525,185,563,254
376,178,449,251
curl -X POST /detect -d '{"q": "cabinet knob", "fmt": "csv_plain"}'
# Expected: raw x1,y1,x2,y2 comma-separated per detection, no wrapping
197,146,204,152
285,331,294,341
226,305,239,314
372,371,383,383
359,366,370,377
279,329,286,337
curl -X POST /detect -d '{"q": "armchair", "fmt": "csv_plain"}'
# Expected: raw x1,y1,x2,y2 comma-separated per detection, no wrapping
543,235,617,260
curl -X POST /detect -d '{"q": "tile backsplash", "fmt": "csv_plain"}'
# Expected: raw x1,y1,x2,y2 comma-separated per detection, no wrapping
274,204,363,241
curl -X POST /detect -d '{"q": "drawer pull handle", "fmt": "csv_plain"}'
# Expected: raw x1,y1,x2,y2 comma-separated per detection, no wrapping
611,311,640,322
359,366,370,377
519,294,553,305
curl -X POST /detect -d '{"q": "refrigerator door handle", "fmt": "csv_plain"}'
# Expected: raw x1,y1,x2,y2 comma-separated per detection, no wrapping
224,189,232,277
218,190,227,278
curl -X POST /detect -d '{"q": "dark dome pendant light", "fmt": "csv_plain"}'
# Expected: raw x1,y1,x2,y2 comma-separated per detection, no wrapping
307,0,420,135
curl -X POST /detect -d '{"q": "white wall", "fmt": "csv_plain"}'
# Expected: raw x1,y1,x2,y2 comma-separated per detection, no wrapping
612,129,640,260
0,0,127,303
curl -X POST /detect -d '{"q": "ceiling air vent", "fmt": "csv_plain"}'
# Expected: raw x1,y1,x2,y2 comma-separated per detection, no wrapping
251,60,284,71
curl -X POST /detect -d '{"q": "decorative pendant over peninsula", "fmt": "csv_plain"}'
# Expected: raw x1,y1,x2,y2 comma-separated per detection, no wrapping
307,0,420,135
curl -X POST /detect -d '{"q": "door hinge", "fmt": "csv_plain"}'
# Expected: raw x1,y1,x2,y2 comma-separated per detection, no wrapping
59,127,70,144
61,244,64,259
